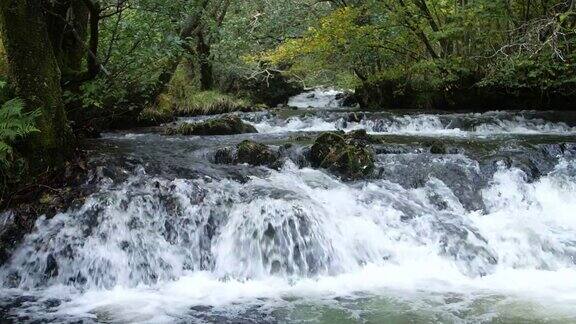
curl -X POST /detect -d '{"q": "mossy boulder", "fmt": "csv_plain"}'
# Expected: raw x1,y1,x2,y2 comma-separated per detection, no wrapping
215,140,280,168
309,131,375,180
232,71,303,106
236,140,280,167
166,115,257,136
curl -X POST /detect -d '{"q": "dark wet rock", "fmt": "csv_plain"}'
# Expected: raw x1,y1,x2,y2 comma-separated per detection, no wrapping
480,148,557,183
429,141,448,154
374,145,412,155
347,112,364,123
214,140,281,169
309,132,375,180
264,223,276,238
346,129,380,145
165,115,257,136
44,254,59,278
43,298,61,308
337,91,358,107
214,147,234,164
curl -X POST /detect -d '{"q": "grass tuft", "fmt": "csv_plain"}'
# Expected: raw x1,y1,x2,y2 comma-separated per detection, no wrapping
138,63,267,126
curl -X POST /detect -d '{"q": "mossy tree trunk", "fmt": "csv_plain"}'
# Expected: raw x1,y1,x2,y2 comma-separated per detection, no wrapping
0,0,73,172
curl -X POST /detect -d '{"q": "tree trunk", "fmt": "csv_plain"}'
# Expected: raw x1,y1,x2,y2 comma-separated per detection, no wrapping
45,0,89,81
65,1,89,72
83,0,100,79
196,30,213,90
0,0,73,171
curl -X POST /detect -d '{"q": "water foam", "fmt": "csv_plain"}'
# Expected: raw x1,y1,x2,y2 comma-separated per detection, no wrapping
249,112,576,136
2,158,576,321
287,88,348,109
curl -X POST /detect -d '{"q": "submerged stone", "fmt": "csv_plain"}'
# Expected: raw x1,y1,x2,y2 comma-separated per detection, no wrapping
166,115,257,136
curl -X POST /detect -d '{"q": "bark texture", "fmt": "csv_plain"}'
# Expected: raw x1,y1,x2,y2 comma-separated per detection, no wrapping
0,0,72,171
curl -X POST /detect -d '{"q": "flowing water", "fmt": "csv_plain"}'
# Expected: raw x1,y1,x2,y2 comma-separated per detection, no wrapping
2,90,576,323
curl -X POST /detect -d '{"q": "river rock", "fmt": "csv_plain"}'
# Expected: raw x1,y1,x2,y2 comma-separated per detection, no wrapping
337,91,359,107
309,131,375,180
236,140,280,167
166,115,257,136
215,140,280,168
347,112,364,123
214,147,234,164
346,129,379,145
429,141,448,154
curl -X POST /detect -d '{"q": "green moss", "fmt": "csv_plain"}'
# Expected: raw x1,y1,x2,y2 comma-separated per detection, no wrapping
0,37,7,78
137,94,175,126
0,0,73,172
173,90,256,116
309,131,375,180
236,140,279,167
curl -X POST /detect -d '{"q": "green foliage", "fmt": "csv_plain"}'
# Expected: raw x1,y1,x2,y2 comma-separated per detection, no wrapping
481,54,576,91
0,98,39,168
212,0,332,87
64,0,187,110
260,0,576,97
58,0,332,112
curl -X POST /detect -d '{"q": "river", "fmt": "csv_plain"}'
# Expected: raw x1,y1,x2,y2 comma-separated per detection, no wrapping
1,89,576,323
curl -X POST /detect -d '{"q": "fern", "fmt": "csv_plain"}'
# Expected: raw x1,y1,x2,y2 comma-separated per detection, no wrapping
0,98,39,168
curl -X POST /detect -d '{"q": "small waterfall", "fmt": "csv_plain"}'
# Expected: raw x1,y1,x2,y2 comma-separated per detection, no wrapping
287,88,349,109
2,157,576,302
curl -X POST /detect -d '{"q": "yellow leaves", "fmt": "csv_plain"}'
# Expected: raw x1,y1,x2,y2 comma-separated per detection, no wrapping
250,6,373,68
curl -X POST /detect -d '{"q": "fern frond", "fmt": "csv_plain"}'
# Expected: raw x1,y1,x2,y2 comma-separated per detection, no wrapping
0,98,39,168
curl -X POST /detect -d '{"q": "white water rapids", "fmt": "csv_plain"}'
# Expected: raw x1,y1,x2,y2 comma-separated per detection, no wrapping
1,89,576,323
248,112,576,136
